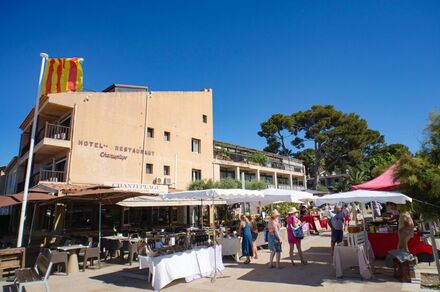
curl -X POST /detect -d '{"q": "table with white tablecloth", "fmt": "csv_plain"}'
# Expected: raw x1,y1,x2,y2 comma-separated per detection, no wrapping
333,245,372,279
138,245,224,291
217,237,241,262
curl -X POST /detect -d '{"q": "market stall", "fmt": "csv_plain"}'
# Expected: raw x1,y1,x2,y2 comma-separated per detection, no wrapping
139,245,224,291
162,188,264,279
315,190,416,277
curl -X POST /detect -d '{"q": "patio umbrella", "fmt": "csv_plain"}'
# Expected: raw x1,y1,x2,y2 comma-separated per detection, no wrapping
47,188,149,249
0,192,54,246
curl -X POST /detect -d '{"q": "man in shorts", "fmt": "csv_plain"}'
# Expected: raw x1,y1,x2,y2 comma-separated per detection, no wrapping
329,205,344,256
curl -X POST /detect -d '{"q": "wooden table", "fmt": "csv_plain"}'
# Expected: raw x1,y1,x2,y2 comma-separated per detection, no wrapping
57,245,87,274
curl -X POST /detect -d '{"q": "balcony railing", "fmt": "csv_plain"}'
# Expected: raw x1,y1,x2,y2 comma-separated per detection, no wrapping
36,122,71,144
214,148,304,173
19,123,71,157
32,170,66,186
268,184,305,191
16,170,66,192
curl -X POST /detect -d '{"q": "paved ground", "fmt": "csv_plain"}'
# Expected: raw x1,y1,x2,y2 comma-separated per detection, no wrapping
1,232,427,292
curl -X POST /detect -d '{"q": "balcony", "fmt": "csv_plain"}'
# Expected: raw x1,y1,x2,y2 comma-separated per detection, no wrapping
16,170,66,192
33,170,66,185
268,184,305,191
19,123,71,164
36,122,70,144
214,148,304,174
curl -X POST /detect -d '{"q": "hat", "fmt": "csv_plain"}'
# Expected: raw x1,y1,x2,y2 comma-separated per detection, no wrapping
288,207,299,214
272,209,280,217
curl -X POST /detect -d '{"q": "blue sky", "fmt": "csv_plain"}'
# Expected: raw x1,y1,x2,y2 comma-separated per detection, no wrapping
0,1,439,165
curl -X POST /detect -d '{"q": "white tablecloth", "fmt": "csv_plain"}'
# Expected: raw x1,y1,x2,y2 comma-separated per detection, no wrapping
333,245,372,279
217,237,241,262
139,245,224,291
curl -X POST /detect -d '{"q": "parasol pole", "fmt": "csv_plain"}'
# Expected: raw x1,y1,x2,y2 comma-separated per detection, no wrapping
17,53,48,247
27,203,38,247
98,200,102,249
211,192,217,282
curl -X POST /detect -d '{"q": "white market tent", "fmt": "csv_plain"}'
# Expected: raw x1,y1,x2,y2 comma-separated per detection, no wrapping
225,188,315,205
162,188,264,201
261,188,315,203
162,188,264,280
118,196,226,207
315,189,413,262
315,190,412,206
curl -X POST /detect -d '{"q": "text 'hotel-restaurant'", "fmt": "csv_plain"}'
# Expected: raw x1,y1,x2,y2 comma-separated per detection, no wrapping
1,84,306,238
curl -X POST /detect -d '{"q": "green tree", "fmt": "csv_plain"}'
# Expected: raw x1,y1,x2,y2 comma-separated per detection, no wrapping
293,148,315,178
366,143,410,177
247,152,268,166
258,114,293,155
421,111,440,165
259,105,384,189
245,180,268,190
394,155,440,220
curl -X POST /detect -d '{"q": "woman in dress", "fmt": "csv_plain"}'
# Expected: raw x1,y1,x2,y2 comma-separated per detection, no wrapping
286,207,307,266
267,209,282,269
238,214,253,264
248,215,259,260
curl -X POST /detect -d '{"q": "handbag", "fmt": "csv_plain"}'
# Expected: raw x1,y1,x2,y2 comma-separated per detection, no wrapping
292,224,304,239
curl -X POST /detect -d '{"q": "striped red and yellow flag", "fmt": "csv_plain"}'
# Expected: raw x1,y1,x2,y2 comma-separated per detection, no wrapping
41,57,83,96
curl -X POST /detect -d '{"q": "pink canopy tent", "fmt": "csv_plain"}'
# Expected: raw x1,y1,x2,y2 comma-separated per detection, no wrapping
352,163,400,191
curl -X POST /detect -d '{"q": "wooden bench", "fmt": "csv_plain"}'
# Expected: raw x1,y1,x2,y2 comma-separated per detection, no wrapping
14,253,53,292
0,247,25,279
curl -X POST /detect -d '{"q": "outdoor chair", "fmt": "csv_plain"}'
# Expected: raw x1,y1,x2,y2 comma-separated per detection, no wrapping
120,240,139,265
43,248,68,275
78,242,101,272
102,239,123,261
14,253,53,292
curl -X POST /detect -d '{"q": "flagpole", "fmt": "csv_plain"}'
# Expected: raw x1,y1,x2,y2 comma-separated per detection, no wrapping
17,53,48,247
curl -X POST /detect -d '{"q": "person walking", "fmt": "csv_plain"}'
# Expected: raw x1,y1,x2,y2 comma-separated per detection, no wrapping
267,209,282,269
238,214,253,264
329,205,344,256
249,215,259,260
286,207,307,266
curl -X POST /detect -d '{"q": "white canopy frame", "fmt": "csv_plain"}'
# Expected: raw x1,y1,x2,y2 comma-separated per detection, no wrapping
162,188,264,281
315,190,413,262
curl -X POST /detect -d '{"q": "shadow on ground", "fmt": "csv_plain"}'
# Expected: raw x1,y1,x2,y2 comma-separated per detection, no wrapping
90,266,150,290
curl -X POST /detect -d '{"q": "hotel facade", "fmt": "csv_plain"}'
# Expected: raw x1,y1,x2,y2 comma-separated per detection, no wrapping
2,84,306,233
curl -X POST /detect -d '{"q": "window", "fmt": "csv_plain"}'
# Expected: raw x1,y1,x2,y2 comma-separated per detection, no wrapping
163,165,170,176
146,163,153,174
202,115,207,123
192,138,201,153
164,131,170,141
192,169,202,181
147,128,154,138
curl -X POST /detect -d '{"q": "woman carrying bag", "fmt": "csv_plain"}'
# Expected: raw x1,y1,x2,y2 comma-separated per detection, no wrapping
286,207,307,266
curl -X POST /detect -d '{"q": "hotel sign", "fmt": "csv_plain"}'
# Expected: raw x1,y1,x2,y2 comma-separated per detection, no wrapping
77,139,155,161
105,182,168,194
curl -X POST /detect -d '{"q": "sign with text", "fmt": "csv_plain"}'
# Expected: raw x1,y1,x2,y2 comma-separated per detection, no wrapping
77,139,155,161
105,182,168,194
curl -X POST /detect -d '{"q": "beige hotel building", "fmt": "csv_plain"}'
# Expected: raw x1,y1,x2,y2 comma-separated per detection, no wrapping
2,84,306,233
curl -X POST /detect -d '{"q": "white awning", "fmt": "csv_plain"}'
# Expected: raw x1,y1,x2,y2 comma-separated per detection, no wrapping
117,196,226,207
315,190,412,205
162,188,264,201
225,188,314,204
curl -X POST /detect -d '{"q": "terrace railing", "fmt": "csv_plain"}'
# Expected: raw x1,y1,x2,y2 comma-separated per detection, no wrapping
36,122,71,144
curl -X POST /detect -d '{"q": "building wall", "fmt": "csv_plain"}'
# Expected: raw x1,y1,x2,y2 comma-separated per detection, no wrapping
142,90,213,190
35,89,213,190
